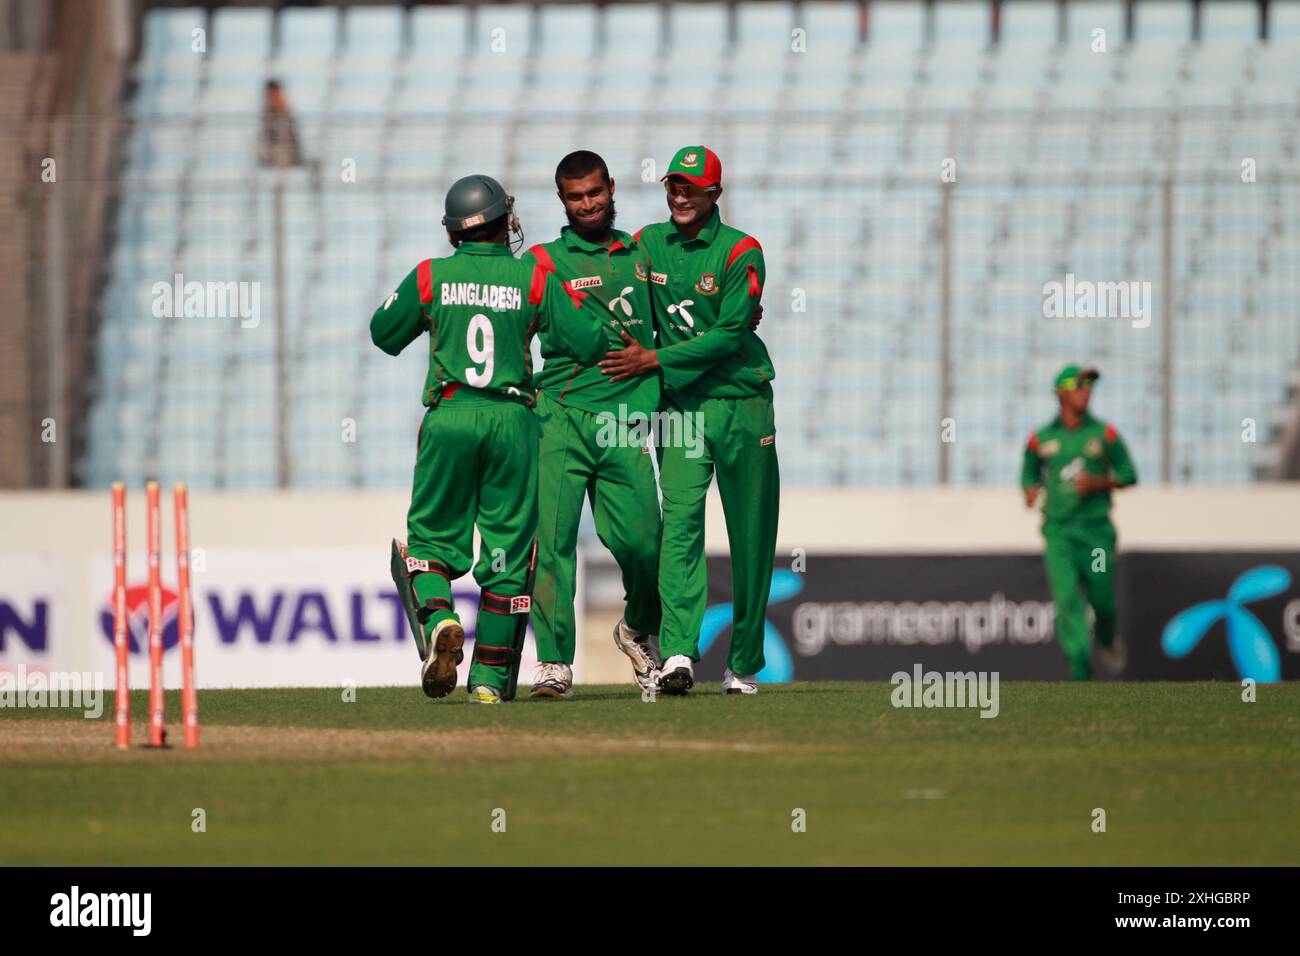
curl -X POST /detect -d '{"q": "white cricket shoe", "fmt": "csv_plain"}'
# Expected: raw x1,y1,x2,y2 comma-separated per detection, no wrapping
612,618,660,692
421,618,465,699
529,662,574,699
659,654,694,695
468,685,502,704
1097,633,1127,676
721,668,759,695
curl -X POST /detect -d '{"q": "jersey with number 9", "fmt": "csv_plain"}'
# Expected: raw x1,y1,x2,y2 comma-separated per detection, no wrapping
369,241,606,405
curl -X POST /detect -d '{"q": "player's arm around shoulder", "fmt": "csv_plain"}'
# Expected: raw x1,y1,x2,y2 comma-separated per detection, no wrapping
531,266,606,365
370,259,431,356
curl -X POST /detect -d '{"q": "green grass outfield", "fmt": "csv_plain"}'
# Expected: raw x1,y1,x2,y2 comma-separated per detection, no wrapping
2,682,1297,865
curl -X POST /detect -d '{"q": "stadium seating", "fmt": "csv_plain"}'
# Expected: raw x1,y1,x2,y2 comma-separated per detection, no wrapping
86,1,1300,488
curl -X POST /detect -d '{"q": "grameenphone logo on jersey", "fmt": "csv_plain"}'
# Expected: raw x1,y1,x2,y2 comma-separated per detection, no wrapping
1161,566,1290,682
98,584,181,654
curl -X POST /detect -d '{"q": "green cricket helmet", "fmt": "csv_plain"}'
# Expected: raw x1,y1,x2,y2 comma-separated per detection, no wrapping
442,174,524,251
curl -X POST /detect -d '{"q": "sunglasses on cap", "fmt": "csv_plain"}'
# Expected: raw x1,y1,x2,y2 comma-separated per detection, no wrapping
1058,375,1097,391
663,179,719,198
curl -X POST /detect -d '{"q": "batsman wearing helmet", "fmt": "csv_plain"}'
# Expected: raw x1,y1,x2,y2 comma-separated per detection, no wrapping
600,146,779,696
371,175,606,704
1021,365,1138,681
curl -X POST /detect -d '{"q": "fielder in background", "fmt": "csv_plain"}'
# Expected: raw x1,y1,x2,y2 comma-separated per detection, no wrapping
601,146,779,696
1021,365,1138,681
522,151,663,699
371,174,606,704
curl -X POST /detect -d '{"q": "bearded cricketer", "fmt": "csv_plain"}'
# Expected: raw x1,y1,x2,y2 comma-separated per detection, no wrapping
521,151,663,699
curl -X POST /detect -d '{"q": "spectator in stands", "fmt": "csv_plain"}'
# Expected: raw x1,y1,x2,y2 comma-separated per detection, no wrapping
257,79,306,168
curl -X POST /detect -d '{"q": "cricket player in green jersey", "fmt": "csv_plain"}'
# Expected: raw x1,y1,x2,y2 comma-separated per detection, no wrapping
371,174,605,704
1021,365,1138,681
521,150,663,699
601,146,779,696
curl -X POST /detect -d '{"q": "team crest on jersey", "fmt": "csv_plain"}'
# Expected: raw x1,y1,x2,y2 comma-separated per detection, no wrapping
694,272,718,295
634,261,648,282
570,276,603,290
1040,439,1060,456
650,271,668,285
1084,437,1103,458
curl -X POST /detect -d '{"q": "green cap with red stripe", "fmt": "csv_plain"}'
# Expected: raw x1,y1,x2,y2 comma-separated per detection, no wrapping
662,146,722,188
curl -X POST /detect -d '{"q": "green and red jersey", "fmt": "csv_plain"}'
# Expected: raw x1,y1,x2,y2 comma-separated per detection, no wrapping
1021,411,1139,524
370,241,605,405
522,227,659,420
635,206,775,398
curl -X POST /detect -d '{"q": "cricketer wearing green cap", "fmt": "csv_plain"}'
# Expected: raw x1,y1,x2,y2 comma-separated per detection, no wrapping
371,174,606,704
1021,365,1138,680
600,146,778,696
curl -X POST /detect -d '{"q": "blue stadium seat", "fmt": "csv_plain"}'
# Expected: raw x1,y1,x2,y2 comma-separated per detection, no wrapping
344,5,405,57
142,7,205,57
667,1,730,53
1065,1,1125,49
1134,1,1190,47
277,6,340,59
412,4,470,58
1203,0,1260,44
600,2,664,59
933,0,989,49
733,0,794,53
537,3,599,57
868,1,925,49
210,7,272,64
471,2,534,56
798,1,861,52
1000,0,1059,46
1270,0,1300,40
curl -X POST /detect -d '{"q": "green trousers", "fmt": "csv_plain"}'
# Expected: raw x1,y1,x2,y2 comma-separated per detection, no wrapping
657,389,780,676
531,390,662,664
407,394,537,692
1042,518,1117,681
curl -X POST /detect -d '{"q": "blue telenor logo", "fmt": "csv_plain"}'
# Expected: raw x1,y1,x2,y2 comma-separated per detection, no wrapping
1161,566,1289,682
699,570,801,682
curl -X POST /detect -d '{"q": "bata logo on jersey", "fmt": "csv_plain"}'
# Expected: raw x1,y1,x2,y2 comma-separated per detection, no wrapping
440,283,522,310
569,276,603,290
1085,437,1103,458
650,271,668,285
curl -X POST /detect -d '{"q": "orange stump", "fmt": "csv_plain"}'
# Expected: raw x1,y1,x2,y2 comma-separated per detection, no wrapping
175,483,199,748
146,481,165,747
